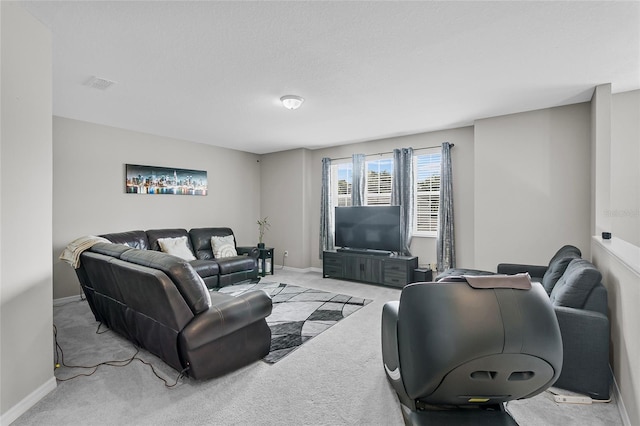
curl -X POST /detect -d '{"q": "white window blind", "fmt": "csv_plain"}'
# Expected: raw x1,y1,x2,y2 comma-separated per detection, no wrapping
414,150,441,236
332,162,353,207
366,158,393,206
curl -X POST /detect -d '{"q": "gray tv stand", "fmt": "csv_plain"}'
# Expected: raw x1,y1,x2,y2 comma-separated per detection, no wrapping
323,250,418,288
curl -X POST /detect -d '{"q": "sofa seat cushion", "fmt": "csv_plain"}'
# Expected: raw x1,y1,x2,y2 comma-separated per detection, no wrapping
541,245,582,295
101,230,150,250
189,259,220,278
216,256,256,275
549,258,602,309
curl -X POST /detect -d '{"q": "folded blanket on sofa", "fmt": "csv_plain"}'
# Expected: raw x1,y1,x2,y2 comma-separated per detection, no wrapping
59,235,111,268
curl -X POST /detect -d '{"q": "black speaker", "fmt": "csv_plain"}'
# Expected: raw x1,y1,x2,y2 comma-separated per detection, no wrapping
413,268,433,283
602,232,612,240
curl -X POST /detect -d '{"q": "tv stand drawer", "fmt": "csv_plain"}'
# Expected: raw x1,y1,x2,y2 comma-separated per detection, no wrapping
323,251,344,278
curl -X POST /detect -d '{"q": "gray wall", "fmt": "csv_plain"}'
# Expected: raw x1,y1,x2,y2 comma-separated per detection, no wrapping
474,103,592,270
261,127,476,271
591,85,639,426
1,3,55,421
259,148,313,270
611,89,639,246
264,104,593,274
52,117,262,299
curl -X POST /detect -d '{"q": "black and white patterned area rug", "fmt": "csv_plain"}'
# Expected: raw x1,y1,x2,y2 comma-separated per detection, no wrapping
218,282,372,363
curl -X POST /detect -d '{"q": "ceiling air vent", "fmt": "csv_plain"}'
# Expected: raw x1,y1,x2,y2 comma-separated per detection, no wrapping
84,76,116,90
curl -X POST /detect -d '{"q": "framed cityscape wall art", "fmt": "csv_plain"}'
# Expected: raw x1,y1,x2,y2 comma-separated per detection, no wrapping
125,164,208,196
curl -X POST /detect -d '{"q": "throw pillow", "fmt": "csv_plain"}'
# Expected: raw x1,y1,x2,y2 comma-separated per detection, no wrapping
157,236,196,261
541,255,579,295
211,235,237,258
549,258,601,309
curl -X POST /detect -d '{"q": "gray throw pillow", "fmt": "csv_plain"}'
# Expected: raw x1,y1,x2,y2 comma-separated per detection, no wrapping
541,255,579,295
549,258,601,309
541,245,582,295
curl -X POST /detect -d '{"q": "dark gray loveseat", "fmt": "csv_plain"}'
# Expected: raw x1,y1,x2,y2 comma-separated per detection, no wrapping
437,245,610,400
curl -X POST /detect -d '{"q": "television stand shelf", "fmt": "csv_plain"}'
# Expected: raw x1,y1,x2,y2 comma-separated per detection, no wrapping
323,250,418,288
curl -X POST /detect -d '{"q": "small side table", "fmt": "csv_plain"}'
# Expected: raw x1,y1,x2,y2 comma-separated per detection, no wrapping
258,247,274,277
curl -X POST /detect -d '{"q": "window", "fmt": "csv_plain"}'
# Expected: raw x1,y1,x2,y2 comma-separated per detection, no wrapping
332,162,352,207
366,158,393,205
414,150,441,237
330,149,441,236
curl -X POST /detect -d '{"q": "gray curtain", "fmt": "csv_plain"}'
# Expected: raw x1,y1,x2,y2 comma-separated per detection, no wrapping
437,142,455,271
351,153,366,206
391,148,414,255
319,157,334,258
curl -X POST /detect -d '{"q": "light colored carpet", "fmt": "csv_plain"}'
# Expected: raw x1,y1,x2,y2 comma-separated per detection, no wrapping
15,269,622,425
218,281,371,363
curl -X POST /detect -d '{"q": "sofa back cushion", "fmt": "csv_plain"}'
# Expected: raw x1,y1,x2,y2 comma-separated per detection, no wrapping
549,258,602,309
189,227,235,260
120,249,211,315
101,230,149,250
90,242,132,258
146,228,193,252
541,245,582,295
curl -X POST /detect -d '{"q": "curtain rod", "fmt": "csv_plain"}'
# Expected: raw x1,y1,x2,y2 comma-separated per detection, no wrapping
329,143,454,162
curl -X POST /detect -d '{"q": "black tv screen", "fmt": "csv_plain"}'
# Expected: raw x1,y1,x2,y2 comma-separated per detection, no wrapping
335,206,402,252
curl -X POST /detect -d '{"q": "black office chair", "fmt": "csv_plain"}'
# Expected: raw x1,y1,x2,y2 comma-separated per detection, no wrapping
382,274,563,425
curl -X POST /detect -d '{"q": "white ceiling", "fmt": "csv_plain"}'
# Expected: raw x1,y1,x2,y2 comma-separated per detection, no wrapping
20,1,640,155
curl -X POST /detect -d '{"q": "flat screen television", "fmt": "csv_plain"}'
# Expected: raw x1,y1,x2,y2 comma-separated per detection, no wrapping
334,206,402,253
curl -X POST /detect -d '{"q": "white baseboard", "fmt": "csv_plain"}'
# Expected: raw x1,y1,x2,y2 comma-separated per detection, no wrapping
611,367,632,426
1,377,56,426
53,294,82,306
273,265,322,274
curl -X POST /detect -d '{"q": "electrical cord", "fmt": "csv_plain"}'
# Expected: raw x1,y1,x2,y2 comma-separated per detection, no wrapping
53,323,187,388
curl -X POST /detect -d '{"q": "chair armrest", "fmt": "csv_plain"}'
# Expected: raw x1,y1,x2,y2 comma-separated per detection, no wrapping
382,301,400,374
497,263,547,279
180,290,272,350
382,301,413,409
236,246,259,260
553,306,611,399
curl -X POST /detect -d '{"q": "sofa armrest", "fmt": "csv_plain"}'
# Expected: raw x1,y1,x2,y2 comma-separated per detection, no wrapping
236,246,259,260
180,290,272,350
553,306,611,399
497,263,547,279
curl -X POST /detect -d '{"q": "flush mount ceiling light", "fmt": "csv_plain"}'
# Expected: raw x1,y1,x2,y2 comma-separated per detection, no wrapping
280,95,304,110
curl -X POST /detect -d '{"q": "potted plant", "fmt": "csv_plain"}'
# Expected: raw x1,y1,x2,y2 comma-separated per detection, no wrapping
257,217,270,248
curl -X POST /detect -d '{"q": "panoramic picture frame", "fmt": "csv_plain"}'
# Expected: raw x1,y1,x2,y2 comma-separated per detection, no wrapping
125,164,208,196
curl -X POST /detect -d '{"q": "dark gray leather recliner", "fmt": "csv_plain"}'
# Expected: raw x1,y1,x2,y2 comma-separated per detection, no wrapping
382,275,563,425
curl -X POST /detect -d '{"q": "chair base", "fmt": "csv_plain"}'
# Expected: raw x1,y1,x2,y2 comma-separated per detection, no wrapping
401,403,518,426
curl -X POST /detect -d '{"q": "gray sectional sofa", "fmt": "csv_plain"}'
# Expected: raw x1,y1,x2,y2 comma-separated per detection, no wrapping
70,227,272,379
